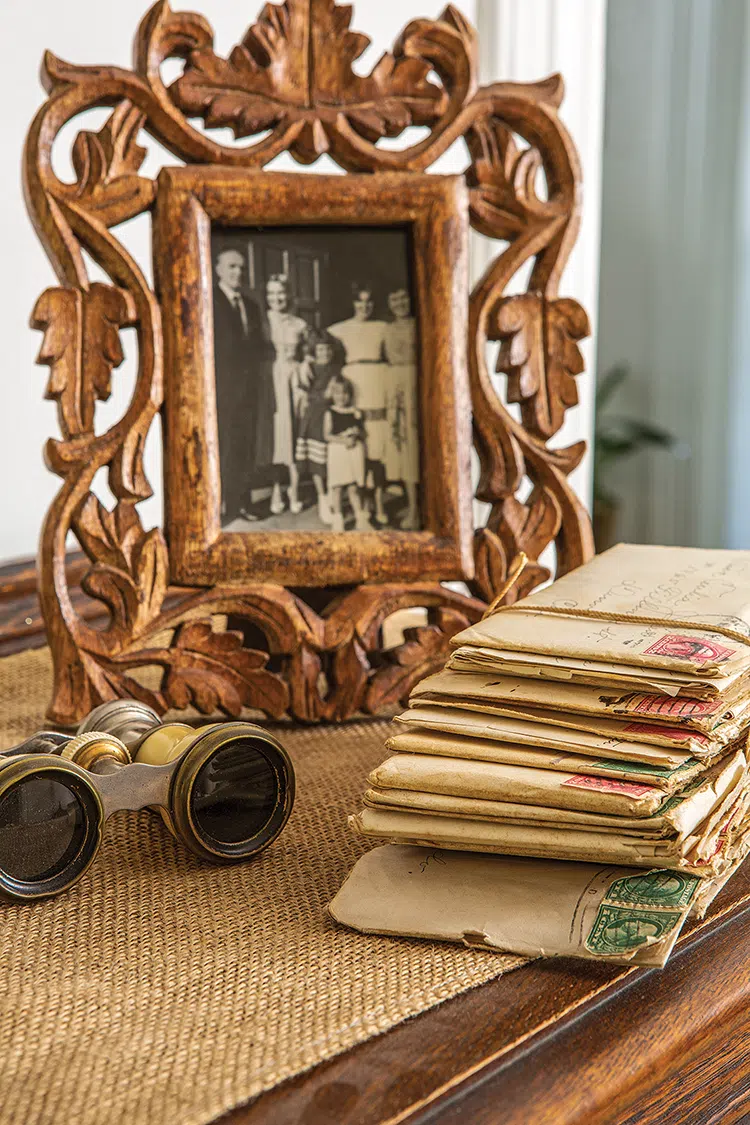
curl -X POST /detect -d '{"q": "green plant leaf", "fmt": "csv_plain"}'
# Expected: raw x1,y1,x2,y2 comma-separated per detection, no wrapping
595,363,630,412
597,434,640,457
619,419,675,447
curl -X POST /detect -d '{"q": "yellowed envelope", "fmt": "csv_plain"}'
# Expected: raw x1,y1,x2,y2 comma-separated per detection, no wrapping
452,544,750,677
405,698,738,759
349,800,748,878
370,752,667,816
389,713,704,780
369,749,745,823
412,669,749,737
448,644,749,701
364,787,676,834
330,845,731,966
365,750,746,841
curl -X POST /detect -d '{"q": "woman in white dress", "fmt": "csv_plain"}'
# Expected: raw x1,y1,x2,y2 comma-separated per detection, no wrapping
327,284,389,527
383,288,420,529
266,274,310,515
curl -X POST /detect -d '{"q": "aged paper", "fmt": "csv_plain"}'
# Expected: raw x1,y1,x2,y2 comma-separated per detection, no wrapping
368,749,745,825
370,753,667,816
330,845,720,966
338,545,750,967
393,703,713,764
452,545,750,676
349,793,749,878
364,751,747,840
448,644,749,701
412,670,750,739
387,726,704,789
364,787,676,833
405,699,739,758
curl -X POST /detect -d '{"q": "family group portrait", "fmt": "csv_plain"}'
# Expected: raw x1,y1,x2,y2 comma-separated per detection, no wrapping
212,225,422,534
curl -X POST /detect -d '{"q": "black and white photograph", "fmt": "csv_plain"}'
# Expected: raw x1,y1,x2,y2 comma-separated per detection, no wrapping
211,225,421,534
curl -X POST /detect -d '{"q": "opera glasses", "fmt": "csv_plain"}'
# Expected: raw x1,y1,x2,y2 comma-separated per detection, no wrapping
0,702,295,902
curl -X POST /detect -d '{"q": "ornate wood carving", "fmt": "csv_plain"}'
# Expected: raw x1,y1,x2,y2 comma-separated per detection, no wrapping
24,0,594,727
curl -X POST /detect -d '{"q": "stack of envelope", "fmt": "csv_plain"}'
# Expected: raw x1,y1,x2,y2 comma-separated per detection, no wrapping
350,545,750,882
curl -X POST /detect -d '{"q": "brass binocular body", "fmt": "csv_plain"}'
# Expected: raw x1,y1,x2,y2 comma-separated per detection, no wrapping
0,703,295,902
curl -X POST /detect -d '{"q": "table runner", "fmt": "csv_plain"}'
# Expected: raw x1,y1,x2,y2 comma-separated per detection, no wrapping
0,648,525,1125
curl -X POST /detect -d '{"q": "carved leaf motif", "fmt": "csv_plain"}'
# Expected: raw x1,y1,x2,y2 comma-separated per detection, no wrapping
165,620,289,717
467,118,556,240
512,564,551,601
547,441,587,476
131,530,170,631
75,495,139,571
31,288,82,439
499,488,562,561
81,529,167,638
82,565,141,632
71,102,155,225
472,514,556,605
76,495,167,639
312,0,370,95
325,638,370,720
286,642,325,721
170,6,296,136
84,283,137,406
169,0,444,145
493,293,590,439
365,608,470,712
34,283,137,439
470,527,508,604
341,47,443,139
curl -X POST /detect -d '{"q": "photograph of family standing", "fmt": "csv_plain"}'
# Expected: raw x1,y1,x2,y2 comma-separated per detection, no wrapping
211,225,421,533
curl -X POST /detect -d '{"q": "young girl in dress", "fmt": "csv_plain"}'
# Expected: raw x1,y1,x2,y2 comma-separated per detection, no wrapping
295,330,339,525
323,376,370,532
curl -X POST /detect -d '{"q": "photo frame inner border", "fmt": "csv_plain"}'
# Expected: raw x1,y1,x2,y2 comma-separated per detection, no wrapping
154,166,473,588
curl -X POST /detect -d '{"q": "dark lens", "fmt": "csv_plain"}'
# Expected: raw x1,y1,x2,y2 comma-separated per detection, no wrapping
0,776,87,881
190,738,279,845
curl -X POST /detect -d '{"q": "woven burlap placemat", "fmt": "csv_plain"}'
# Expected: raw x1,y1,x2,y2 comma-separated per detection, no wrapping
0,648,525,1125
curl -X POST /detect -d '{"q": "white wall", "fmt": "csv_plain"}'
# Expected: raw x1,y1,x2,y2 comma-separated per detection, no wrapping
477,0,606,508
728,16,750,548
597,0,748,549
0,0,603,564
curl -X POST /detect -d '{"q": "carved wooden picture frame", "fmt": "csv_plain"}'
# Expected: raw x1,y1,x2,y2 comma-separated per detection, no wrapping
25,0,594,727
154,166,473,587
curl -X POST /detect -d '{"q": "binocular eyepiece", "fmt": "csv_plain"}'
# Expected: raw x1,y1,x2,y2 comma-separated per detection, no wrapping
0,704,295,902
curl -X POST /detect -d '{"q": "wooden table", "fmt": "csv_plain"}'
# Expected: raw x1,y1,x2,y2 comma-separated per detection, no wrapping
3,554,749,1125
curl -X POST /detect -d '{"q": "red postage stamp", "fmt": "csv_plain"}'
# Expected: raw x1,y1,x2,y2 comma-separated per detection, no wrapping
628,694,719,717
562,775,655,797
643,634,735,664
623,722,710,746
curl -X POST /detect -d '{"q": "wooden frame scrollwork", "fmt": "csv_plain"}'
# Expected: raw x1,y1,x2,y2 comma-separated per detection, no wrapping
24,0,594,727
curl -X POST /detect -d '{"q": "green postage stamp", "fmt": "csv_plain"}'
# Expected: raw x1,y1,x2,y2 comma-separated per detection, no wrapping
585,870,700,955
586,905,683,955
605,870,699,908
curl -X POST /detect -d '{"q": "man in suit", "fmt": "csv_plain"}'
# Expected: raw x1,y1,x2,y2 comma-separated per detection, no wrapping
213,248,273,524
